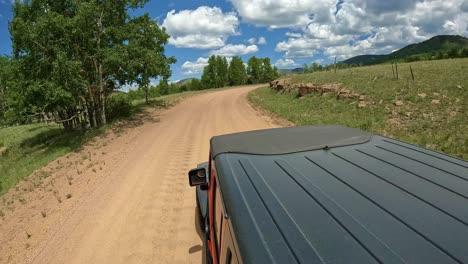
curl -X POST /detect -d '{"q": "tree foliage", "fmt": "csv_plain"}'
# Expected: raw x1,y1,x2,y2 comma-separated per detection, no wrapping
246,57,278,84
6,0,174,129
0,56,14,125
228,56,247,86
200,55,278,89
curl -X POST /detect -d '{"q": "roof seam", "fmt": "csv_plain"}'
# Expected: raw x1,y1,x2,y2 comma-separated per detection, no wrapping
224,158,277,263
333,151,468,226
238,159,302,264
356,149,468,200
375,145,468,182
305,156,463,264
276,159,395,264
381,139,468,168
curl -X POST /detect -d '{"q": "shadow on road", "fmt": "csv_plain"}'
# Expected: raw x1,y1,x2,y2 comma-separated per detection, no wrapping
190,206,206,263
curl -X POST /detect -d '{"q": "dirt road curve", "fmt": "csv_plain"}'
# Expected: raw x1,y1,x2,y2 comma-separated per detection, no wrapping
0,85,281,264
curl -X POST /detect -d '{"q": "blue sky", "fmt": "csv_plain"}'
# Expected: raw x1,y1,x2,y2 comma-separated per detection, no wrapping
1,0,467,82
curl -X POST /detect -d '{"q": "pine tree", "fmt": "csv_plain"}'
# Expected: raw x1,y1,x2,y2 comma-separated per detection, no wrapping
201,55,217,88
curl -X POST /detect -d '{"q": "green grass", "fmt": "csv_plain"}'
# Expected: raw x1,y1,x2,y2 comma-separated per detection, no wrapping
0,123,103,194
0,87,224,195
249,58,467,159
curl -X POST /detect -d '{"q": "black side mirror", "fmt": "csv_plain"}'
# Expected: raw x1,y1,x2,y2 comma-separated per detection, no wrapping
188,167,208,186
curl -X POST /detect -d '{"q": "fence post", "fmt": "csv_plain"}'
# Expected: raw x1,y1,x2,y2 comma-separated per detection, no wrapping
391,62,395,79
334,57,337,74
410,65,415,81
395,60,399,79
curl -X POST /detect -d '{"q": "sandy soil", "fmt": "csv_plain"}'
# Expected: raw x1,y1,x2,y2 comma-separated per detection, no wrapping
0,85,285,264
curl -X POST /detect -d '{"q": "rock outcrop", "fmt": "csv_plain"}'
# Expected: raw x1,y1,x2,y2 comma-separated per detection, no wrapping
269,79,361,99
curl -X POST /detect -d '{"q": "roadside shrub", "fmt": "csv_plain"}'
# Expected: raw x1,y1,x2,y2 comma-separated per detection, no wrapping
106,93,132,121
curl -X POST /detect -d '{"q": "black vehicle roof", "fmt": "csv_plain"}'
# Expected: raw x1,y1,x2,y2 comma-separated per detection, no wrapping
212,126,468,264
210,125,371,157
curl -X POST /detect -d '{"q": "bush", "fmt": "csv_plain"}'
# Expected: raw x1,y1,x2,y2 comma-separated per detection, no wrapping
106,92,132,121
127,89,145,101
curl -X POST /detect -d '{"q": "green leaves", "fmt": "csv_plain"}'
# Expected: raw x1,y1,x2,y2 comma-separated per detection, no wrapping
201,55,279,89
228,56,247,86
247,56,278,84
8,0,174,127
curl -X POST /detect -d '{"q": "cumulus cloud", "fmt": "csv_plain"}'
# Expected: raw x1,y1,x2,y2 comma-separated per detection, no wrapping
313,59,324,65
274,58,296,68
230,0,336,28
181,57,209,75
162,6,239,49
257,37,267,45
260,0,468,60
247,38,256,44
275,37,320,58
285,32,302,38
210,44,259,56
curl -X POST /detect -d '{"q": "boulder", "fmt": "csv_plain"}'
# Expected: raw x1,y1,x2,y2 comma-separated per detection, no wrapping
0,147,7,155
269,78,292,92
358,101,368,108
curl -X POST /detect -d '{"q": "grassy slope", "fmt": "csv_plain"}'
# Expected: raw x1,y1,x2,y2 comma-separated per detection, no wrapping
249,58,467,159
0,89,213,195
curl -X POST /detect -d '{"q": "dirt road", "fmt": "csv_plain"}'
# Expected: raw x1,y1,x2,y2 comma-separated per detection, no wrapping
0,85,282,264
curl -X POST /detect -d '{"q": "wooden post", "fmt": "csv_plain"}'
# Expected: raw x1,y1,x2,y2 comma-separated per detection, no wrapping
410,65,415,81
334,57,337,73
395,60,399,79
391,63,395,79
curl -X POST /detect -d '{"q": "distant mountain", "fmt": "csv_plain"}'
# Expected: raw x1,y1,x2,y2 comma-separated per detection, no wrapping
278,68,304,75
343,35,468,65
173,78,196,86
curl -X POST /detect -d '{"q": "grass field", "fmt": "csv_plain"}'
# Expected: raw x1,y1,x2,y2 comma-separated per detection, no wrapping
249,58,467,159
0,89,212,195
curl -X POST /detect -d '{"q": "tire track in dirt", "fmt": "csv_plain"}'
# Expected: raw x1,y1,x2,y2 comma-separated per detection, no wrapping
0,85,278,264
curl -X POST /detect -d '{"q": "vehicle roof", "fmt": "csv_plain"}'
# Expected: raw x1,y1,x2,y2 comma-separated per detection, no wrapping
213,126,468,264
210,125,371,157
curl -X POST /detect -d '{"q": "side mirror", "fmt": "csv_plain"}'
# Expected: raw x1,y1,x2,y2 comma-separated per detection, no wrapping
188,167,208,186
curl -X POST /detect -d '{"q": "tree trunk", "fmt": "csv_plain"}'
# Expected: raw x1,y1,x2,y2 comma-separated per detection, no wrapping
98,63,106,126
145,84,149,104
82,98,91,129
87,87,97,128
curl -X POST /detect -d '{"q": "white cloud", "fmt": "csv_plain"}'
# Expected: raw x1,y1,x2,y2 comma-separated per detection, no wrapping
233,0,467,61
230,0,336,28
247,38,256,44
275,38,320,58
162,6,239,49
285,32,302,38
120,83,139,92
210,44,259,56
274,58,296,68
248,37,267,45
257,37,267,45
181,57,209,75
313,59,324,65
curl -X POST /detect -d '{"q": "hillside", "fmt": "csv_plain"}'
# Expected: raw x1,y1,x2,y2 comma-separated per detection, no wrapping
249,58,467,159
342,54,385,65
278,68,304,75
343,35,468,65
173,78,196,86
